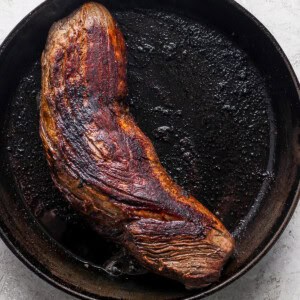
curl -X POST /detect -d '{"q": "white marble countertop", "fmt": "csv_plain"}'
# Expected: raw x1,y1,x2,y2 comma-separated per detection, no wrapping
0,0,299,299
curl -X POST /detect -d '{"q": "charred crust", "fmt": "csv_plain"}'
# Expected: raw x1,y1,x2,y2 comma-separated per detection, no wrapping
40,2,235,289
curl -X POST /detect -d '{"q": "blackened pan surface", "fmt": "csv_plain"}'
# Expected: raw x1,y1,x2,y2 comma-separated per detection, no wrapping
0,0,299,299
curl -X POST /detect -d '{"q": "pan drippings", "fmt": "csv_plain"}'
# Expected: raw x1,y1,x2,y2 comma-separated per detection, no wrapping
6,7,272,279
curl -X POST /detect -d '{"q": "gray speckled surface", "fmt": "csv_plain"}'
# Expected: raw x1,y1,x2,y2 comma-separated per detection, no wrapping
0,0,299,299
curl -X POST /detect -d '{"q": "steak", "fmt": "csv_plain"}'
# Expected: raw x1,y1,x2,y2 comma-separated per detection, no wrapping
40,2,235,289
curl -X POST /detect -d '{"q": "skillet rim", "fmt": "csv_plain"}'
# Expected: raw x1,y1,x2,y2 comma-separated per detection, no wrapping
0,0,299,299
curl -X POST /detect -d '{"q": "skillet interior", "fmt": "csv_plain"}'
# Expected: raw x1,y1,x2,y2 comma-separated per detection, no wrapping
0,0,299,299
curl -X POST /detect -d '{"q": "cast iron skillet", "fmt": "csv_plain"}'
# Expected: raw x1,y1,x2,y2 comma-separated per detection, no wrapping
0,0,299,299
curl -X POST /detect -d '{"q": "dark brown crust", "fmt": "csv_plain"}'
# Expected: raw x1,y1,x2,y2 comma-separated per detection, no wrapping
40,2,235,289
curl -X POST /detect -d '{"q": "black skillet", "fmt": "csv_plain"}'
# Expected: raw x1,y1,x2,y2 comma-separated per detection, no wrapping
0,0,299,299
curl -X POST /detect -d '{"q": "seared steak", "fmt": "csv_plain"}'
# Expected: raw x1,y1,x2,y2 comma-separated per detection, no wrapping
40,2,234,289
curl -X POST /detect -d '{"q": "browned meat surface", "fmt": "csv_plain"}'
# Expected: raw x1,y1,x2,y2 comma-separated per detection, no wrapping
40,2,235,289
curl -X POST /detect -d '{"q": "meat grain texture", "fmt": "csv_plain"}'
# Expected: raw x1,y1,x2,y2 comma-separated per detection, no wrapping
40,2,235,289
